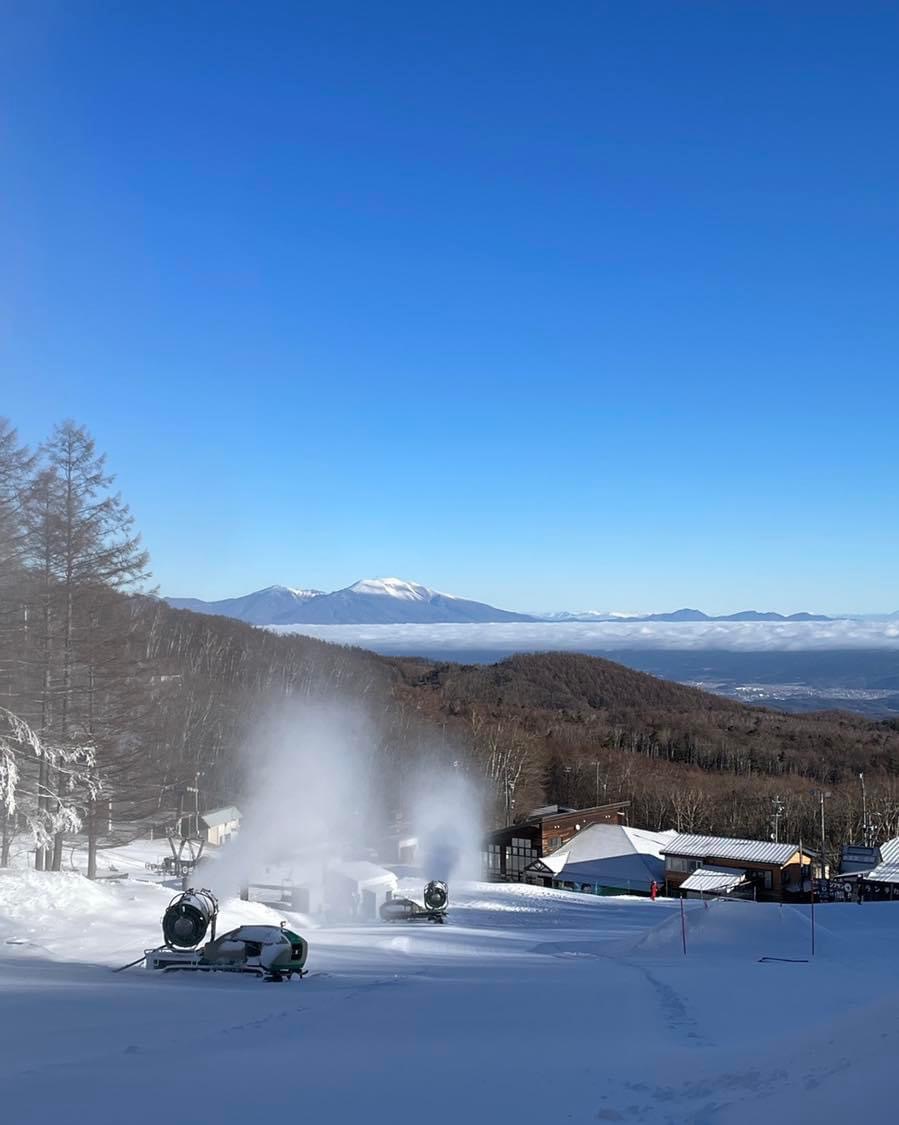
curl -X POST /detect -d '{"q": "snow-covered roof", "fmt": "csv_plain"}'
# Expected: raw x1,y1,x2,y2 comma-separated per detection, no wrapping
534,852,570,875
864,862,899,884
328,860,397,888
877,836,899,865
527,824,677,891
663,834,799,866
680,866,749,893
200,806,241,828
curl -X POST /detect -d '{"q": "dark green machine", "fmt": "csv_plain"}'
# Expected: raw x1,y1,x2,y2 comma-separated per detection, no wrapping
143,888,309,981
379,880,449,924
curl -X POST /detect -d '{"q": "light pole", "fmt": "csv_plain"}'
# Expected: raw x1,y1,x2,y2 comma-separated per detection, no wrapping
594,761,600,807
813,790,832,878
504,773,515,826
771,796,785,844
859,772,869,847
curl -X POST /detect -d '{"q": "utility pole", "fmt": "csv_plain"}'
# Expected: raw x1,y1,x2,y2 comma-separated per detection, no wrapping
771,796,785,844
593,761,600,807
859,772,869,847
813,790,831,878
503,772,515,826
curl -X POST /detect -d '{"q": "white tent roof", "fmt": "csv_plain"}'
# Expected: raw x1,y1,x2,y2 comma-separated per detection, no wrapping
328,860,397,888
680,865,748,893
527,824,677,891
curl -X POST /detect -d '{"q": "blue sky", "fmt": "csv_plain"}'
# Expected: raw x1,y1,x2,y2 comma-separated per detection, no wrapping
2,2,898,613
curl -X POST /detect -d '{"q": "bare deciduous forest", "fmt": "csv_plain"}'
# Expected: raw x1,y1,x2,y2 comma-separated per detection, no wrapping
2,416,898,877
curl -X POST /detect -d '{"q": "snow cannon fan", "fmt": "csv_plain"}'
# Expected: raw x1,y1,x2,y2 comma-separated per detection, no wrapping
162,888,219,949
423,880,448,913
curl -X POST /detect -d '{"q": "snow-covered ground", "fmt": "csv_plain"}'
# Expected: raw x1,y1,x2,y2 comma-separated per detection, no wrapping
2,849,898,1124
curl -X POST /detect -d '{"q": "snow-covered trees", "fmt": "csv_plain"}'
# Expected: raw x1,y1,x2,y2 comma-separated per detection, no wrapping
0,705,98,867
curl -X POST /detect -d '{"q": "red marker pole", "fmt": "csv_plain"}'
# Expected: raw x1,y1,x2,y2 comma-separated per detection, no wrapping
680,894,687,957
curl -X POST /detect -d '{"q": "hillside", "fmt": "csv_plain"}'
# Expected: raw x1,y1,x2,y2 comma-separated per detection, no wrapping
390,650,899,847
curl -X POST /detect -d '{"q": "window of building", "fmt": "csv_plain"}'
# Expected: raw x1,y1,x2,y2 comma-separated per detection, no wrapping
505,838,539,877
667,856,702,874
483,843,503,874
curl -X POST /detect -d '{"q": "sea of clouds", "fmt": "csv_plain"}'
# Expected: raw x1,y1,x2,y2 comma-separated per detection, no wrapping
271,619,899,654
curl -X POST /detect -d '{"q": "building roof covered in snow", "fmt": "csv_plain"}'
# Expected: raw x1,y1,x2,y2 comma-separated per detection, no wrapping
863,862,899,884
200,805,241,828
877,836,899,865
662,833,799,866
526,823,677,891
680,866,749,894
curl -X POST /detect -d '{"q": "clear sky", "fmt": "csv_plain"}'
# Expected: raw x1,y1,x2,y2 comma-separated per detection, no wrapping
2,2,898,614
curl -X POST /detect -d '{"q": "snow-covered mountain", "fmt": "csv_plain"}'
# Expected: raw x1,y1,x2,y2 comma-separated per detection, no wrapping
166,578,534,626
166,585,323,626
167,579,835,628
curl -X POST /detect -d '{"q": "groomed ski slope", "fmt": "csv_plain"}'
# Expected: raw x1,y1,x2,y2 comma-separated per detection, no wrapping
1,861,898,1125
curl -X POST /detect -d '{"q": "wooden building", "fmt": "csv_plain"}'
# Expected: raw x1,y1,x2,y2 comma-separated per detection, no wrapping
483,801,630,882
663,833,814,902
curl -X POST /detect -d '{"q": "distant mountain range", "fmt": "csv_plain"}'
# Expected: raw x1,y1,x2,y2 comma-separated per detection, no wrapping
166,577,533,626
165,578,836,627
547,608,831,623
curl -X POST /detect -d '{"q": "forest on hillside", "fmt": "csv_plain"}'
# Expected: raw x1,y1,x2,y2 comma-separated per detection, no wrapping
395,653,899,855
2,415,899,879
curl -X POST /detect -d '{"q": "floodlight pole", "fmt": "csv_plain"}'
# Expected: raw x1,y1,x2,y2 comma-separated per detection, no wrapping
813,789,831,879
859,772,869,848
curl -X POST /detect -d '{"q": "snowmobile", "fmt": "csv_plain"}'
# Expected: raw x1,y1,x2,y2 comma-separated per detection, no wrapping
123,888,309,981
379,880,448,924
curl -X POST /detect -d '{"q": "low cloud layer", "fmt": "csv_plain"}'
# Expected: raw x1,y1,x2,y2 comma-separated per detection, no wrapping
272,619,899,654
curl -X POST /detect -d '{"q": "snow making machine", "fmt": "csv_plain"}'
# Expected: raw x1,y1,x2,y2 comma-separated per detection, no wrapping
379,880,449,924
139,888,309,981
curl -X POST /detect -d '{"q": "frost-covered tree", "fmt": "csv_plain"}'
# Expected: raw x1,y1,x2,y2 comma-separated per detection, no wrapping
0,705,97,868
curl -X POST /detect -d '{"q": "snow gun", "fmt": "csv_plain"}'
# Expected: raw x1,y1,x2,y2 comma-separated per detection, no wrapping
379,880,449,923
117,888,309,982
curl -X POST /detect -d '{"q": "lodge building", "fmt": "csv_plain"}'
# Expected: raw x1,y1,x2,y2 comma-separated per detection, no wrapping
662,833,815,902
483,801,629,882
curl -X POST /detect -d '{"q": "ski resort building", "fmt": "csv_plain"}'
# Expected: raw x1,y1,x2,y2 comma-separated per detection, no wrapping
835,835,899,901
523,823,677,895
662,833,814,902
199,805,241,846
325,860,398,921
482,801,630,882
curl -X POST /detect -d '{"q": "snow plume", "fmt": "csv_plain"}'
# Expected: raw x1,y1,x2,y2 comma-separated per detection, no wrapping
202,694,484,902
205,697,381,899
409,763,483,884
